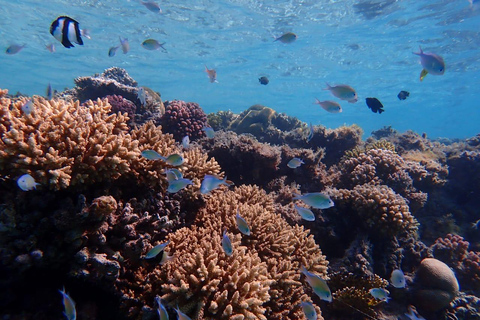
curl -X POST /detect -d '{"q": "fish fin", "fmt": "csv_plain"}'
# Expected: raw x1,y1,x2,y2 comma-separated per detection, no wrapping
225,178,234,186
420,69,428,81
323,83,331,90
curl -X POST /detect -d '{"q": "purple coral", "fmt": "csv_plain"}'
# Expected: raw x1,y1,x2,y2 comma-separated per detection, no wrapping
161,100,207,141
105,94,137,120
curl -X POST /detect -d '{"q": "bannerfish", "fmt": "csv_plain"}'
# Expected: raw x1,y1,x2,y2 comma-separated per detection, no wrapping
413,46,445,81
137,87,147,105
200,175,233,194
119,37,129,54
306,122,314,142
46,43,56,53
294,204,315,221
202,126,215,139
167,178,193,193
274,32,297,43
108,46,120,57
405,305,426,320
17,174,39,191
155,296,169,320
287,158,304,169
365,97,385,114
222,230,233,256
6,44,26,55
50,16,84,48
314,99,342,113
390,269,406,288
398,90,410,100
145,240,170,259
369,288,391,302
293,193,334,209
300,266,332,302
182,136,190,149
259,76,269,85
142,39,167,52
300,302,317,320
205,65,217,83
236,210,251,236
324,83,358,103
165,168,183,182
174,306,191,320
141,149,163,160
141,0,162,13
22,100,34,115
46,83,53,100
59,287,76,320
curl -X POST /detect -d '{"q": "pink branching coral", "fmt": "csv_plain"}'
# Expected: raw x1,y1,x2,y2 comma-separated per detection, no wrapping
161,100,208,141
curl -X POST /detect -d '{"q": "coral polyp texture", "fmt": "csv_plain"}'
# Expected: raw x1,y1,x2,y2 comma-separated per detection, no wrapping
161,100,208,141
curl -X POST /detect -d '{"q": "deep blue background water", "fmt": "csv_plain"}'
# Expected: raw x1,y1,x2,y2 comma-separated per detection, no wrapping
0,0,479,138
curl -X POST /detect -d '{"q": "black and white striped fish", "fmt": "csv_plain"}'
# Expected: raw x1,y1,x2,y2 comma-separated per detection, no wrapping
50,16,83,48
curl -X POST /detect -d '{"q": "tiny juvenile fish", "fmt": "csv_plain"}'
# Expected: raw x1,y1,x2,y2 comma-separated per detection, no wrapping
287,158,304,169
17,174,39,191
205,65,217,83
46,83,53,100
413,46,445,81
141,0,162,13
294,204,315,221
137,87,147,105
300,301,317,320
165,168,183,182
300,266,332,302
365,97,385,114
22,100,34,115
155,296,169,320
46,43,56,53
222,230,233,256
202,126,215,139
167,178,193,193
293,193,334,209
174,306,192,320
314,99,342,113
324,83,358,103
236,210,251,236
142,39,167,52
59,287,76,320
390,269,406,288
398,90,410,100
274,32,297,43
182,136,190,149
200,175,233,194
145,240,170,259
369,288,390,302
119,36,129,54
258,76,269,85
108,45,120,57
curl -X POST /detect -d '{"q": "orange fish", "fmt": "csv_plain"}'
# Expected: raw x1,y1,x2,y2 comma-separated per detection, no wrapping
205,65,217,83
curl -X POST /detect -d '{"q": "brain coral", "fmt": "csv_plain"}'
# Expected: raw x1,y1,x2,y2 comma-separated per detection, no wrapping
161,100,208,141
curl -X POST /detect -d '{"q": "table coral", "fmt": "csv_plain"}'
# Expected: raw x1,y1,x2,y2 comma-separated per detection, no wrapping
161,100,208,141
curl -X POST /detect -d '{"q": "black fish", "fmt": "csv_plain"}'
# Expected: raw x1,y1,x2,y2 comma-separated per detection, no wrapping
397,90,410,100
259,76,269,85
365,98,384,114
50,16,83,48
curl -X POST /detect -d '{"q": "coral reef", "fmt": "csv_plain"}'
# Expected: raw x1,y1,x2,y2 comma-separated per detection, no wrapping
161,100,208,141
207,110,237,131
106,94,137,121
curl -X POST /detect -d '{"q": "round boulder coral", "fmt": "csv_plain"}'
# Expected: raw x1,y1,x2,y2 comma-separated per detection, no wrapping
105,94,137,120
161,100,207,141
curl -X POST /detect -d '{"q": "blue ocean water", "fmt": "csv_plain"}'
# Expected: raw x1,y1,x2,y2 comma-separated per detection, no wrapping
0,0,479,139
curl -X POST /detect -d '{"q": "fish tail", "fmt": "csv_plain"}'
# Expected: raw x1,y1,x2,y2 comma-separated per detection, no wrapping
413,46,423,55
323,83,331,90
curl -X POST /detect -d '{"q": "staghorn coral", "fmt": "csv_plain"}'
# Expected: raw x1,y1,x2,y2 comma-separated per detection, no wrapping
161,100,208,141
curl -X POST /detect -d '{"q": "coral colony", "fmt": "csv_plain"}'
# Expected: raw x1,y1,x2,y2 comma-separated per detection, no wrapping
1,67,480,320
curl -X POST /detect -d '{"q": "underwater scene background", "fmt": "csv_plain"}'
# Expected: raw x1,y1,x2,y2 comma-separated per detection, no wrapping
1,1,480,320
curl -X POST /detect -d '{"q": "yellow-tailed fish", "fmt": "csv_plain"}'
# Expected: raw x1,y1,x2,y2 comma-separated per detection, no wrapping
294,204,315,221
145,240,170,259
324,83,358,103
236,210,251,236
300,266,332,302
413,46,445,81
174,306,191,320
141,0,162,13
419,69,428,82
274,32,297,43
204,65,217,83
390,269,406,288
287,157,304,169
17,174,39,191
200,175,233,194
167,178,193,193
165,168,183,182
59,287,76,320
293,193,334,209
155,296,169,320
369,288,390,302
141,149,164,160
300,301,317,320
222,230,233,256
314,99,342,113
142,39,167,52
202,126,215,139
22,100,34,115
119,36,129,54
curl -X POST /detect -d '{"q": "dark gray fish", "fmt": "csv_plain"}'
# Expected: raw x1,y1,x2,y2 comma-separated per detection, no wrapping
259,76,269,85
46,83,52,100
50,16,83,48
365,97,384,114
397,91,409,100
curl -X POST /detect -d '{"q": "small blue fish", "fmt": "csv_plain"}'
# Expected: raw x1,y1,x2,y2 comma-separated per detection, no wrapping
137,87,147,105
390,269,406,288
46,83,53,100
300,266,332,302
142,39,167,52
163,154,184,166
300,301,317,320
274,32,297,43
200,175,233,194
174,306,191,320
167,178,193,193
182,136,190,149
294,205,315,221
17,174,39,191
413,46,445,81
22,100,34,115
202,126,215,139
165,168,183,182
155,296,169,320
141,0,162,13
222,230,233,256
145,240,170,259
59,287,76,320
306,122,314,142
287,158,304,169
119,36,129,54
293,193,334,209
108,45,119,57
6,44,26,55
141,149,164,160
369,288,390,302
236,210,251,236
